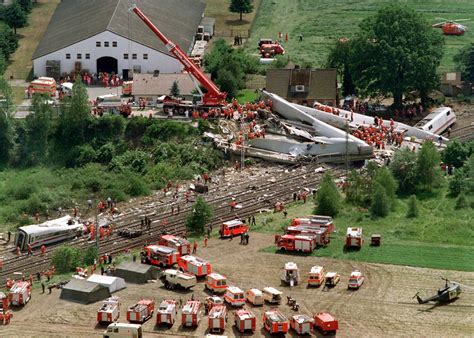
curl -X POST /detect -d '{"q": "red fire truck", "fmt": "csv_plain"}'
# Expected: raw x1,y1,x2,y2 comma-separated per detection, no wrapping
314,312,339,335
141,245,180,267
156,299,177,326
158,234,191,256
208,305,227,333
290,314,313,335
178,255,211,277
0,293,13,325
127,299,154,323
275,234,317,253
291,215,335,233
346,227,363,248
219,219,248,238
8,281,31,306
285,226,329,246
181,300,201,327
263,310,289,334
234,309,256,333
97,296,120,324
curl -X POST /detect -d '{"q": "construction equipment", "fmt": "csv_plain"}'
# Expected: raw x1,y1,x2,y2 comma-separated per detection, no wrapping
314,312,339,335
346,227,363,248
290,314,313,335
0,293,13,325
140,245,180,267
281,262,300,287
8,281,31,306
205,296,224,314
160,269,197,290
414,278,471,304
131,5,226,108
308,266,325,287
208,305,227,333
156,300,177,326
433,18,469,36
205,273,228,294
234,309,256,333
348,269,365,289
325,272,341,287
178,255,212,277
181,300,201,327
263,310,289,334
219,220,248,238
97,296,120,324
245,288,263,306
224,286,246,307
158,234,191,256
275,234,317,253
126,299,154,324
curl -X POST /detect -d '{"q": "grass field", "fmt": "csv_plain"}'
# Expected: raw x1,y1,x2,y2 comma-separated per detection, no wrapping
205,0,262,35
253,184,474,271
246,0,474,72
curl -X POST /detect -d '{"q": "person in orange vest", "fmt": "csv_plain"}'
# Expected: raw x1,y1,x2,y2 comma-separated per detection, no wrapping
192,241,198,254
0,258,3,271
29,273,33,286
16,246,21,256
40,245,46,256
99,227,105,240
27,243,32,257
204,235,208,247
35,212,40,222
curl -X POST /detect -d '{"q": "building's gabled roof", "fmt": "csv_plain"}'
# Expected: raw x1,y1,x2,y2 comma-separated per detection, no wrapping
33,0,205,60
132,73,211,96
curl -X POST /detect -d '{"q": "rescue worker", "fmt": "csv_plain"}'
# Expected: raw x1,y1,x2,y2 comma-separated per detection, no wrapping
192,241,198,254
41,281,45,293
40,245,46,256
7,231,11,243
204,235,208,247
0,258,3,271
251,215,256,226
27,243,32,257
16,246,21,256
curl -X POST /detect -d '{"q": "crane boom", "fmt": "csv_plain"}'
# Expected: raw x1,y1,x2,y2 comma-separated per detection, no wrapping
131,5,227,106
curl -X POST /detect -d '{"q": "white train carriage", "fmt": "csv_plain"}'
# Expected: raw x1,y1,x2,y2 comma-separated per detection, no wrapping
415,107,456,136
14,215,85,251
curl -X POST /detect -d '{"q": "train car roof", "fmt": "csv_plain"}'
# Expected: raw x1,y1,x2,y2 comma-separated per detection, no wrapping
18,215,83,236
415,107,453,127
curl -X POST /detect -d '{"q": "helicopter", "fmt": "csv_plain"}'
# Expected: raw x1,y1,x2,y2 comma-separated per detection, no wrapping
413,278,472,304
432,18,469,36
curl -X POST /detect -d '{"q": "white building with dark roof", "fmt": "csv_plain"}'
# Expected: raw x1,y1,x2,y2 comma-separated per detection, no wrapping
32,0,205,79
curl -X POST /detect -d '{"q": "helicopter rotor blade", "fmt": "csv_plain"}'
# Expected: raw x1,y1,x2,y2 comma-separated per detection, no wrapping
435,17,450,21
432,22,445,28
453,19,470,22
452,282,474,290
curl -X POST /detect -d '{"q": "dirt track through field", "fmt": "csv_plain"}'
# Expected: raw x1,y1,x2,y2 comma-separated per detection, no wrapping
6,233,474,337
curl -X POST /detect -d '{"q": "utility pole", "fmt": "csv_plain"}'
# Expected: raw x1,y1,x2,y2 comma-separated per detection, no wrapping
345,120,349,178
95,198,99,252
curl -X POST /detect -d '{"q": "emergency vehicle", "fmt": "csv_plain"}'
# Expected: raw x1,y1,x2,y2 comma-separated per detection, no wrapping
234,309,256,333
275,234,316,252
103,323,142,338
219,219,248,238
181,300,201,327
325,272,341,287
262,287,283,304
97,296,120,324
156,299,177,326
30,77,56,97
346,227,363,248
0,292,13,325
285,226,329,246
314,312,339,335
245,288,263,306
8,281,31,306
348,269,365,289
178,255,211,277
126,299,154,323
208,305,227,333
290,314,313,335
205,296,224,314
224,286,245,307
263,310,289,334
205,273,228,294
281,262,300,286
141,245,180,267
308,266,325,287
158,234,191,256
291,215,335,233
122,81,133,96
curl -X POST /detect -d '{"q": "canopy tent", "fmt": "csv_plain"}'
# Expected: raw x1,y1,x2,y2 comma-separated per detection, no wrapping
115,262,160,284
60,278,110,304
87,274,126,293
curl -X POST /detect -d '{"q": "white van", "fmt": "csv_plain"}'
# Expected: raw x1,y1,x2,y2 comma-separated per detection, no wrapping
262,287,283,304
245,288,263,306
103,323,143,338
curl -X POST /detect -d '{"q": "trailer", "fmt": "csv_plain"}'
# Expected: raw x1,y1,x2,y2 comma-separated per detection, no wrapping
97,296,120,324
314,312,338,335
141,245,180,267
234,309,256,333
263,310,289,334
224,286,245,307
290,314,313,335
205,273,228,294
8,281,31,306
275,234,317,252
178,255,211,277
127,299,154,323
0,292,13,325
156,300,177,326
181,300,201,327
308,266,325,287
158,235,191,256
346,227,363,248
219,220,248,238
208,305,227,333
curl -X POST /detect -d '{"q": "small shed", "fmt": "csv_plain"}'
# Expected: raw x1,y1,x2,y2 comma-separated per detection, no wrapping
87,274,126,293
60,278,110,304
115,262,160,284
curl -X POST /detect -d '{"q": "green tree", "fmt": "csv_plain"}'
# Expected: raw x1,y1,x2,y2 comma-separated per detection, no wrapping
370,183,390,217
448,169,465,197
52,246,82,273
17,0,32,14
0,23,19,60
406,195,419,218
315,172,341,217
169,80,180,97
390,148,418,194
454,193,467,210
416,140,441,193
82,246,98,265
4,1,27,34
215,68,239,99
374,167,397,208
454,43,474,83
326,39,356,96
349,4,443,108
442,140,469,168
229,0,253,21
0,55,6,76
186,196,213,234
0,78,15,166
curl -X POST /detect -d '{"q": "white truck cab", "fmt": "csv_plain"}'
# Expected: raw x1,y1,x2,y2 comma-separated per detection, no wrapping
103,323,142,338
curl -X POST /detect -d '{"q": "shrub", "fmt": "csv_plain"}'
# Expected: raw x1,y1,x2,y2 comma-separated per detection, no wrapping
448,169,465,197
52,246,82,273
82,246,98,266
124,175,150,197
10,180,37,200
370,183,390,218
455,193,467,210
186,196,213,234
315,172,341,217
406,195,419,218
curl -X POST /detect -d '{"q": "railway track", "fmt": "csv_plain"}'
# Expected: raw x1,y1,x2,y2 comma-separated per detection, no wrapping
0,164,344,284
449,123,474,142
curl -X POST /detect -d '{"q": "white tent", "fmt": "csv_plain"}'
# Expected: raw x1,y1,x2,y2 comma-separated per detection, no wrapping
87,274,126,293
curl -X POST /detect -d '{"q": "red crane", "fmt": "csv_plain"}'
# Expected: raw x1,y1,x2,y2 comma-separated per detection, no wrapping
131,5,227,107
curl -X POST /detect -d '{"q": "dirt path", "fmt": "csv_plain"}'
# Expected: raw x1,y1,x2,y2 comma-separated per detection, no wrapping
6,232,474,337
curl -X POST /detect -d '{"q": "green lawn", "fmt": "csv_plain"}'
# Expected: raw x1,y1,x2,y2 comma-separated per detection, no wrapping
254,184,474,271
246,0,474,73
236,89,259,104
